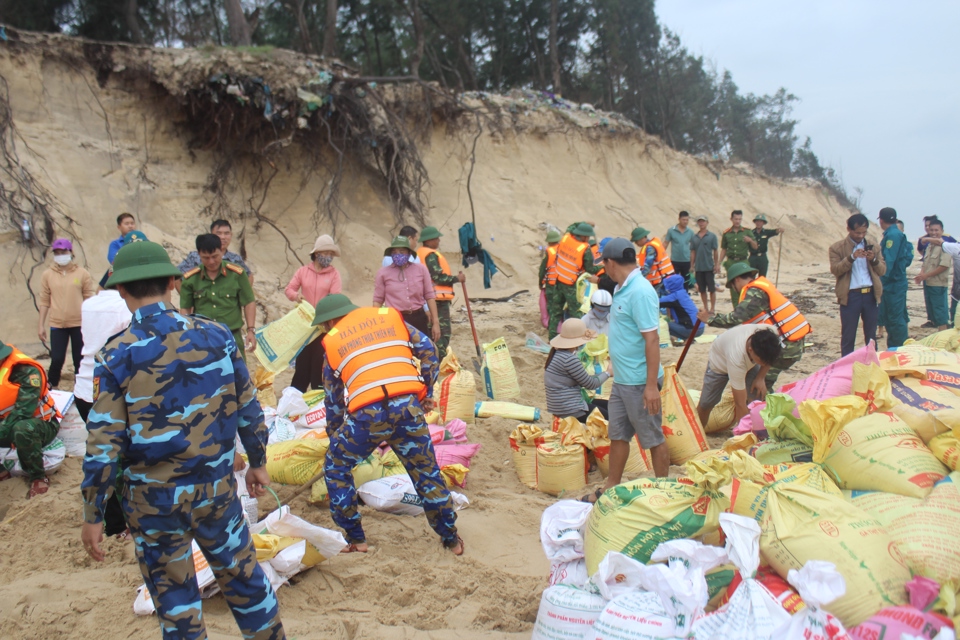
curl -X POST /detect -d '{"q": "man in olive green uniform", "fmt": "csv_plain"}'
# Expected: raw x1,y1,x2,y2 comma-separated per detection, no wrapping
0,340,61,498
549,223,602,333
697,262,805,391
748,214,784,278
180,234,257,359
718,210,758,306
418,226,464,360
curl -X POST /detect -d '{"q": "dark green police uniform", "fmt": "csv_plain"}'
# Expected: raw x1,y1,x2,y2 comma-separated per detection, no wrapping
748,228,780,277
180,262,256,358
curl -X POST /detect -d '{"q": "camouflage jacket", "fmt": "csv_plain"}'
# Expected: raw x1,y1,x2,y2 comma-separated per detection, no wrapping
709,286,770,328
81,302,268,524
321,322,440,433
424,252,459,287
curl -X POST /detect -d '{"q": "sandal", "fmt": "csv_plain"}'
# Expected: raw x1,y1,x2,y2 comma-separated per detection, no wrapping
340,542,368,554
444,534,465,556
116,530,132,541
580,487,604,504
27,477,50,499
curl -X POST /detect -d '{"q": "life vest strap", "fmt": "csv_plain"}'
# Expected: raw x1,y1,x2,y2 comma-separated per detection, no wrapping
334,340,413,378
344,356,419,389
347,375,425,403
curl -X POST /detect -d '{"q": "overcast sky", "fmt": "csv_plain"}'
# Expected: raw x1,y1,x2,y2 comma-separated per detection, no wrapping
656,0,960,237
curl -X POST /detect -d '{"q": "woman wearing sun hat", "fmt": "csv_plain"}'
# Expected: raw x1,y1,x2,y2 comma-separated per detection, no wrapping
544,318,612,422
38,238,96,388
284,234,343,391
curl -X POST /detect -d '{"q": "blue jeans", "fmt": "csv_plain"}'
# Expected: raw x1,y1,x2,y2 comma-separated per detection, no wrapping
667,320,704,341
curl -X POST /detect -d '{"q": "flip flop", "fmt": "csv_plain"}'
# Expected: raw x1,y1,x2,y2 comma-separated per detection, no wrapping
27,477,50,499
580,487,604,504
444,534,465,556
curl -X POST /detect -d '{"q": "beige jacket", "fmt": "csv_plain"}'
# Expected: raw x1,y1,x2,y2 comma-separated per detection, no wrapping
829,235,886,305
39,263,96,327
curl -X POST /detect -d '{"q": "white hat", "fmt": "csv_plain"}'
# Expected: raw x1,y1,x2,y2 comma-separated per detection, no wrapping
591,289,612,307
310,234,340,257
549,318,596,349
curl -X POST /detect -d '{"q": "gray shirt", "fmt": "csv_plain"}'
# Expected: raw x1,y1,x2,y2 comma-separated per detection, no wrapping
690,231,719,271
665,226,695,262
178,250,253,275
544,350,610,418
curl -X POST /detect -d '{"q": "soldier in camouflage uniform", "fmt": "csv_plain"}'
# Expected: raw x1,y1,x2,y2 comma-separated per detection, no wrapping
748,214,784,277
698,262,806,391
719,210,759,306
81,241,284,640
0,340,61,498
313,294,463,556
549,222,602,334
417,226,464,361
539,229,562,338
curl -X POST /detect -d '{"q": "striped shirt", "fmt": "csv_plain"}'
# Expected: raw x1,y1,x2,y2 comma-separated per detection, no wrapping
544,350,610,418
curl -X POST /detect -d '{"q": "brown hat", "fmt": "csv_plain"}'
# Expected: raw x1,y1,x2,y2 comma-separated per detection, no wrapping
310,234,340,257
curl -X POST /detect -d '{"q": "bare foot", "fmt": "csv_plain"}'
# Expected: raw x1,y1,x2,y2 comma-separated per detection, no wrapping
445,535,465,556
341,542,368,553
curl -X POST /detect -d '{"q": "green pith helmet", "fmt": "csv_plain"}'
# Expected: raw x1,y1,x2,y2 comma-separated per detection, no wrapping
419,226,443,242
725,261,759,285
124,230,149,243
571,222,594,238
0,341,11,361
105,241,183,288
312,294,360,326
383,236,414,256
630,227,650,243
753,214,768,223
546,229,562,244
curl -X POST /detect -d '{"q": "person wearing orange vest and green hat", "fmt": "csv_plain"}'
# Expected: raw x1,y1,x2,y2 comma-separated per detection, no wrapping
0,340,61,498
539,229,562,336
631,227,675,292
313,293,464,556
697,262,811,393
417,226,465,361
549,222,602,339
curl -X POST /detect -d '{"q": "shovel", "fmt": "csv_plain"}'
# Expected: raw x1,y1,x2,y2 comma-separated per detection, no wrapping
461,281,483,374
675,319,701,373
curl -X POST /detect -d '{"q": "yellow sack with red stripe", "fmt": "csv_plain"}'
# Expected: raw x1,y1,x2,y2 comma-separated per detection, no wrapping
660,363,708,464
583,409,649,477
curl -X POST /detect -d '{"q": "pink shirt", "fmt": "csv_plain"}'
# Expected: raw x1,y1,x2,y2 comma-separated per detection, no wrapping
373,262,435,311
285,264,342,305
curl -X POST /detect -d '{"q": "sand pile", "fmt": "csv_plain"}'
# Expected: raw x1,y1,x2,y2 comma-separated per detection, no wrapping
0,31,938,640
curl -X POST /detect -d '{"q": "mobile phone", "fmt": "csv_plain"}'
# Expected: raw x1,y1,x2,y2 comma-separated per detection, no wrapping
865,244,873,251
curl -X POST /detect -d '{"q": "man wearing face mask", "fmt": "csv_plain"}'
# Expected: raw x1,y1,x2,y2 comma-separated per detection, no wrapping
374,237,441,343
583,289,612,335
38,238,96,388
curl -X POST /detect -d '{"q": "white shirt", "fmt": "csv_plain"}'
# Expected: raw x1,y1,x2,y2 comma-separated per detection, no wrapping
849,239,873,289
74,291,132,402
942,242,960,258
707,324,768,390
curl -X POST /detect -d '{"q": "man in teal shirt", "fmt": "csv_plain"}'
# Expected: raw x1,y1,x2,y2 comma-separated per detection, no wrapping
877,207,913,348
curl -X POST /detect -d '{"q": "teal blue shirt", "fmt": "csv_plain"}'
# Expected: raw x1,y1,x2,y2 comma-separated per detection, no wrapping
664,226,694,262
880,225,913,286
609,269,664,386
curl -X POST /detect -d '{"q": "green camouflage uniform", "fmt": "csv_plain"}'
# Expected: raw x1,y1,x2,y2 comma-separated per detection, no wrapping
721,227,754,305
708,286,804,390
179,261,256,359
748,228,780,277
552,249,601,331
0,363,60,481
424,252,458,360
540,250,561,339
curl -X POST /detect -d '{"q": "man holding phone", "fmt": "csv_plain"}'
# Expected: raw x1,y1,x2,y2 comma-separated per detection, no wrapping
829,213,886,356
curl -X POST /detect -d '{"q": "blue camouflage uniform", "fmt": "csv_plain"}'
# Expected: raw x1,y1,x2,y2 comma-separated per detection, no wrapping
81,302,284,640
322,323,459,547
878,225,913,348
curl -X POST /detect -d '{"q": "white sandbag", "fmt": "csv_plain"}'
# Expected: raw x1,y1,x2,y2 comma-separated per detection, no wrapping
268,416,297,445
549,559,589,587
774,561,851,640
539,500,593,563
49,389,86,457
276,386,309,421
692,514,791,639
593,551,649,601
234,468,260,524
356,475,469,516
592,589,675,640
132,540,220,615
258,507,348,561
0,436,66,476
531,584,606,640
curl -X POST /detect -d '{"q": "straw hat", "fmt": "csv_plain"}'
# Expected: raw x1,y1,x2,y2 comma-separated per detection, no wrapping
549,318,596,349
310,234,340,257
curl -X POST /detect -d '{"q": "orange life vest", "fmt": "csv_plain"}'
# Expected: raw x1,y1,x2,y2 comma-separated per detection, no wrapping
638,237,675,286
555,233,588,285
0,348,59,422
416,247,455,301
321,307,427,413
590,244,605,277
738,276,811,343
543,245,559,286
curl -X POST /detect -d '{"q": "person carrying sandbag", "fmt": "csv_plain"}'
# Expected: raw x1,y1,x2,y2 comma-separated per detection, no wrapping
544,318,611,422
311,293,464,556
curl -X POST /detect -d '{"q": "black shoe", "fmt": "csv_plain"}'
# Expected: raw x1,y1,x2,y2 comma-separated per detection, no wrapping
920,321,937,328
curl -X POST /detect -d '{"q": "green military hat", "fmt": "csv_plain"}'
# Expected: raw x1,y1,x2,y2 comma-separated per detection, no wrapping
571,222,594,237
753,214,768,223
546,229,562,244
0,341,11,361
106,241,183,288
419,226,443,242
312,293,359,326
383,236,414,256
630,227,650,243
589,236,597,246
124,230,148,243
725,261,758,285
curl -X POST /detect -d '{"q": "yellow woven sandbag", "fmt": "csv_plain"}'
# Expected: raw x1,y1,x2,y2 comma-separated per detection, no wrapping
481,337,521,400
846,472,960,590
535,440,587,497
880,346,960,396
476,401,540,421
802,395,948,498
584,409,649,477
929,427,960,470
661,364,708,464
378,448,407,478
510,425,557,489
251,364,278,408
440,464,469,489
749,440,813,465
890,377,960,443
730,466,910,627
265,439,329,485
583,457,730,575
705,388,737,433
308,451,385,503
917,327,960,353
424,410,440,425
582,335,614,400
437,348,476,423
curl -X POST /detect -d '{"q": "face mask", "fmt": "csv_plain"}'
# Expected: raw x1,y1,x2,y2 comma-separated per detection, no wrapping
391,253,409,268
53,255,72,266
316,255,334,268
593,306,610,319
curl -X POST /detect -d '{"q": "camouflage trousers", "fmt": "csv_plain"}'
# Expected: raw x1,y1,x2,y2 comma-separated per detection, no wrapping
124,484,285,640
324,394,458,546
547,283,583,339
766,338,804,390
433,300,452,361
0,418,59,481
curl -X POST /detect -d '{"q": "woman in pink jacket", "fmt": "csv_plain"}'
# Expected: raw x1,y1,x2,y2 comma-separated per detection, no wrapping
285,234,342,391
